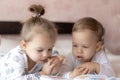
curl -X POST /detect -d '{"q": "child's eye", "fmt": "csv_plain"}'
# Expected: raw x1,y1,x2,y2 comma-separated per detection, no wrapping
73,44,78,47
82,46,89,48
48,49,52,51
37,50,43,52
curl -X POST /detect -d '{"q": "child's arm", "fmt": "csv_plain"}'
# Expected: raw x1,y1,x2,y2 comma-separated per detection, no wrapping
0,54,41,80
77,51,115,77
69,62,100,78
79,62,100,74
98,63,115,77
95,50,115,77
16,55,64,80
81,62,115,77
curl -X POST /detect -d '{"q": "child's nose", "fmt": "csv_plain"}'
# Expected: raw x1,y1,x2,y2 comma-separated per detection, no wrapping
43,51,49,58
77,48,83,54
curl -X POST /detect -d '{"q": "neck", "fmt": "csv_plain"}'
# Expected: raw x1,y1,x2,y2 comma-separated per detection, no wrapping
27,55,36,71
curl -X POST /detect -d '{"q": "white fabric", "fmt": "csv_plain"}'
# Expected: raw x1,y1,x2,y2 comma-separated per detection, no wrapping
0,46,42,80
60,50,115,79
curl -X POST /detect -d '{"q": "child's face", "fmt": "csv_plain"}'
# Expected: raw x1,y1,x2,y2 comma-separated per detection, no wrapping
72,29,101,62
21,33,55,64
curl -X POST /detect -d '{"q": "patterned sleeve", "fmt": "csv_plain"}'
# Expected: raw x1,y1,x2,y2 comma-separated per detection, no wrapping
0,47,41,80
9,54,40,80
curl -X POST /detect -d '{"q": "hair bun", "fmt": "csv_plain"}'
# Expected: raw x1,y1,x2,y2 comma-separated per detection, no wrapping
29,4,45,17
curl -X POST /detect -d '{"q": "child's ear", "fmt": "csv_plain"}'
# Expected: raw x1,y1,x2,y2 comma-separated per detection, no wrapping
96,41,102,52
20,40,27,51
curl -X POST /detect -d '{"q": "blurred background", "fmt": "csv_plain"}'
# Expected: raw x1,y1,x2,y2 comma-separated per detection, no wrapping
0,0,120,54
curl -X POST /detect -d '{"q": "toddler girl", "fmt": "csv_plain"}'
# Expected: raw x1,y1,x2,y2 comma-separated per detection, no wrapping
0,4,64,80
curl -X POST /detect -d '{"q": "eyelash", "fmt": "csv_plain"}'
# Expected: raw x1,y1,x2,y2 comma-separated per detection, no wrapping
73,45,89,48
37,50,43,52
73,45,78,47
37,49,52,52
82,46,89,48
48,49,52,51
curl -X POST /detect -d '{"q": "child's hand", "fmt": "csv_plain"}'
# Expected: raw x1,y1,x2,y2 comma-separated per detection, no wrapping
70,65,88,78
80,62,100,74
50,55,65,75
39,54,65,75
39,59,56,75
70,62,100,78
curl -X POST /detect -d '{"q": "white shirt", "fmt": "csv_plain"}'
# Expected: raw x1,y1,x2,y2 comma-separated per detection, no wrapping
59,50,115,79
0,46,42,80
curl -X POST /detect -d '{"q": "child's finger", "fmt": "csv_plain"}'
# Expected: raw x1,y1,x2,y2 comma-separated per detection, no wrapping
78,67,85,72
57,55,65,63
49,63,56,73
87,69,92,74
76,65,82,69
50,63,56,68
48,58,55,65
81,68,89,74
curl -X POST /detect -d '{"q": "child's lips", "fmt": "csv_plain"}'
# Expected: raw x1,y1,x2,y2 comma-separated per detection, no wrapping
77,56,84,60
40,59,48,63
40,57,51,62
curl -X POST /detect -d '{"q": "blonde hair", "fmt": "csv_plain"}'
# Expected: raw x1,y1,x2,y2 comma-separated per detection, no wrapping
72,17,105,44
21,4,57,42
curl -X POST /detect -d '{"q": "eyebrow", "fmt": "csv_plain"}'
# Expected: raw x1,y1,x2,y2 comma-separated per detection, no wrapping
72,41,89,45
36,45,54,49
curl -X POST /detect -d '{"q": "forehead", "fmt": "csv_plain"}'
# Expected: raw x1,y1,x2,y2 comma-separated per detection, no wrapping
28,33,55,48
72,30,98,44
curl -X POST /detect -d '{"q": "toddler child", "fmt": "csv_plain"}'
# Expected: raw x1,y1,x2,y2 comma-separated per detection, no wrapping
0,4,64,80
61,17,115,79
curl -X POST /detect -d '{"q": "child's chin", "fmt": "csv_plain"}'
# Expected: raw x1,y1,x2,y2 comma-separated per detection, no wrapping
77,58,87,63
78,59,91,63
37,60,47,64
77,57,84,61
